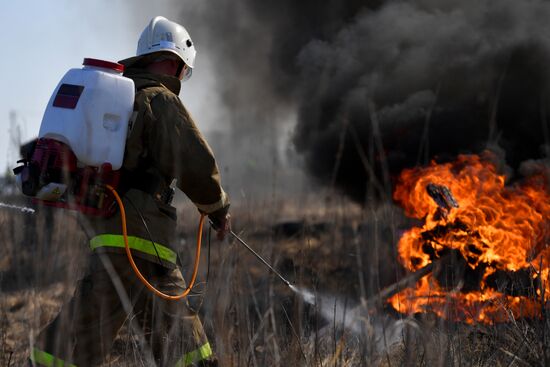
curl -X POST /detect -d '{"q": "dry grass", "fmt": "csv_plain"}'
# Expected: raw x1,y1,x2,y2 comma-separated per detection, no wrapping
0,192,548,366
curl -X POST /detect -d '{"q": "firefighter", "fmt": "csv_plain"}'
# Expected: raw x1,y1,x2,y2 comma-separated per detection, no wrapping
30,16,230,366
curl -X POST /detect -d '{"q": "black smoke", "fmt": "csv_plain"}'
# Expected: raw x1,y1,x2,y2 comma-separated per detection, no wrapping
182,0,550,203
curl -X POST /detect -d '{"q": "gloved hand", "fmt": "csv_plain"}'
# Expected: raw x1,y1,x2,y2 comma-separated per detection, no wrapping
209,209,231,241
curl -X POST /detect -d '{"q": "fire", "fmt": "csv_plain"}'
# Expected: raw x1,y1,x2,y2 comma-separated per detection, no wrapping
389,153,550,324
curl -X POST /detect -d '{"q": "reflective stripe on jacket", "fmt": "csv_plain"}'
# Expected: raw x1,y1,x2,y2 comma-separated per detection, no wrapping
31,347,77,367
90,234,177,265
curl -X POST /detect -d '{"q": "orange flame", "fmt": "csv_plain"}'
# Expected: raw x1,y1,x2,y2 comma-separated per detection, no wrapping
389,153,550,324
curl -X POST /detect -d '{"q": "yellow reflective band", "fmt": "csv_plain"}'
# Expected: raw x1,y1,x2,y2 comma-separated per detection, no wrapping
90,234,177,265
174,342,213,367
30,347,77,367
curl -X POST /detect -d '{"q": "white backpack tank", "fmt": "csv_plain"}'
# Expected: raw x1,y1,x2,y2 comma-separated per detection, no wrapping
38,58,135,170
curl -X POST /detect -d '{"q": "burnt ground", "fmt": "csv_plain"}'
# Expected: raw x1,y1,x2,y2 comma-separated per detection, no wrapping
0,193,549,366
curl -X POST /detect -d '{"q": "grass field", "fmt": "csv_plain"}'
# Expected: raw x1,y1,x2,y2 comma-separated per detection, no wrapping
0,191,548,366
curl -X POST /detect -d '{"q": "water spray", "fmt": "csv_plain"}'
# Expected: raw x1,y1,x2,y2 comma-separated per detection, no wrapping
0,202,35,214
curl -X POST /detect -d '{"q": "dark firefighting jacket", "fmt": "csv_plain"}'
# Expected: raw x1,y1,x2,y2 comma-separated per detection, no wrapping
87,67,229,267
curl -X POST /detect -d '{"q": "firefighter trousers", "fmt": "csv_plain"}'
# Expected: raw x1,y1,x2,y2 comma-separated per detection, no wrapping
30,252,216,367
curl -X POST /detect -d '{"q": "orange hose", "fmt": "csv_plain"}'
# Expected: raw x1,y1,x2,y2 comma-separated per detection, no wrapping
105,184,204,300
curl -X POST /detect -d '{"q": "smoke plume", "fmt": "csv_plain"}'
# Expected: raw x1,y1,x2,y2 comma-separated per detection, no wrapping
181,0,550,203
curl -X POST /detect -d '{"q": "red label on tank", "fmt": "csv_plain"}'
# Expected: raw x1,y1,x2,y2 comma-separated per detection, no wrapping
53,84,85,109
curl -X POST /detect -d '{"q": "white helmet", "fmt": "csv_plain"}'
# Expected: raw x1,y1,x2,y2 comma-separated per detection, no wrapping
136,16,196,78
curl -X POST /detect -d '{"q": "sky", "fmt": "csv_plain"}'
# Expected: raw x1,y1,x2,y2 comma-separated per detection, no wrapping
0,0,227,173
